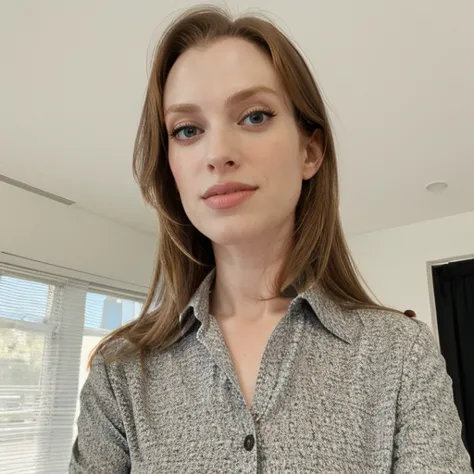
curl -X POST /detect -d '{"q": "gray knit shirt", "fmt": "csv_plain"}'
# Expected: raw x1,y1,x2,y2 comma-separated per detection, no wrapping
70,269,472,473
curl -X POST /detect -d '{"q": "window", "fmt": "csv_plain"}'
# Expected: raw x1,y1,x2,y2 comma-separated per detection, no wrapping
85,291,143,331
0,263,146,473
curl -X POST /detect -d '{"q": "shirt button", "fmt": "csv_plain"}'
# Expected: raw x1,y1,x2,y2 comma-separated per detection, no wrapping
244,434,255,452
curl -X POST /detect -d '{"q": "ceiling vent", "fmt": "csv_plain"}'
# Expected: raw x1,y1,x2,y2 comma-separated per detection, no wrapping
0,174,76,206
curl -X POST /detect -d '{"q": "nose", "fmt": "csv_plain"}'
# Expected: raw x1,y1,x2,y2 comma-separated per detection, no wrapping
205,128,240,173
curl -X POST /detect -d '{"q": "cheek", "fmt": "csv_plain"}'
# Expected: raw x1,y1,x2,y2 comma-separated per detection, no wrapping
169,154,191,195
258,132,304,208
257,131,303,181
168,156,179,185
168,154,201,223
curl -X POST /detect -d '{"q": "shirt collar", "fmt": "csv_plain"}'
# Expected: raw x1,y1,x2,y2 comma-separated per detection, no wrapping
179,268,215,331
179,267,362,344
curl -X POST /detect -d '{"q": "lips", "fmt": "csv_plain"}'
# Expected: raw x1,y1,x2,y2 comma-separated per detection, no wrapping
202,182,258,199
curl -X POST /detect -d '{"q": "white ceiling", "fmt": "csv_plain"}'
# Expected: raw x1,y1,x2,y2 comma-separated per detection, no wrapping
1,0,473,236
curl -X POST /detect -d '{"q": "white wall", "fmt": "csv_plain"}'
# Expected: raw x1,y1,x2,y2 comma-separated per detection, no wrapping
0,183,156,290
348,210,474,332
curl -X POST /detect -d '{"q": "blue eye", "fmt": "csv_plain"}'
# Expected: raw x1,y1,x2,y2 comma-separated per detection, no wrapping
169,108,276,142
242,110,275,126
170,125,200,141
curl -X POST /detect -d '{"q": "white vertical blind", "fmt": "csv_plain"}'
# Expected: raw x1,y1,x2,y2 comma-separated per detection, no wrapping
0,262,145,473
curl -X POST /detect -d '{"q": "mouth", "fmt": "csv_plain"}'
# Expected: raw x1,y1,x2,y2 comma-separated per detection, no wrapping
202,182,258,199
202,187,257,210
205,188,253,197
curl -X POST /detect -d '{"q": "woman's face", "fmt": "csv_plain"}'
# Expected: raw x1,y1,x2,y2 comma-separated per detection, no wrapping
164,37,322,246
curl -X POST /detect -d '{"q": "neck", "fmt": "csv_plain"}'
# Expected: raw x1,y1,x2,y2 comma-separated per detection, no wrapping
209,220,294,321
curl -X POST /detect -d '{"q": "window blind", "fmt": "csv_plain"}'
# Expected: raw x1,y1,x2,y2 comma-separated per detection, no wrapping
0,262,145,473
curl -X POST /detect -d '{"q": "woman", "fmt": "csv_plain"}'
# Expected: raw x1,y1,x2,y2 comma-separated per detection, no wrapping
70,6,472,473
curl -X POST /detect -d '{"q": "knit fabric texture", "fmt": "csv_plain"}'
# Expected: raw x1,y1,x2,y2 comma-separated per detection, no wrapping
70,268,472,473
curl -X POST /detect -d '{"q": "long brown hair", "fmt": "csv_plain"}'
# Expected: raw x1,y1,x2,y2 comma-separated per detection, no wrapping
90,5,393,367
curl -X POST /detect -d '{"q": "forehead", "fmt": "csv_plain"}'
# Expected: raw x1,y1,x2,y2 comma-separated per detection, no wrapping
163,37,283,109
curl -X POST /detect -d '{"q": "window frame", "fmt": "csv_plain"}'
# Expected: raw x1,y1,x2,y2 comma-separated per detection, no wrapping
0,252,148,472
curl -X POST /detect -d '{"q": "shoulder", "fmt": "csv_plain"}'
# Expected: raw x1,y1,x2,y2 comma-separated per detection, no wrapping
357,307,430,341
90,332,198,387
345,308,445,401
87,338,139,388
353,307,438,363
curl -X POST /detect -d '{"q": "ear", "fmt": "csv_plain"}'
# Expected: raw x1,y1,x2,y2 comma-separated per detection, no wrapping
302,129,324,181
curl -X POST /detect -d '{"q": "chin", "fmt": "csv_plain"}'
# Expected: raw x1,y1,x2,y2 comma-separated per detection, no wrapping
198,218,261,246
206,228,254,246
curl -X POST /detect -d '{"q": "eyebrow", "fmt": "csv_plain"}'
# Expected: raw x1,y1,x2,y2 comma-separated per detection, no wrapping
164,85,278,118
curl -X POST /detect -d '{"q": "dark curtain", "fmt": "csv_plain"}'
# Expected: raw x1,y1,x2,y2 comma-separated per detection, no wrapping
432,259,474,464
